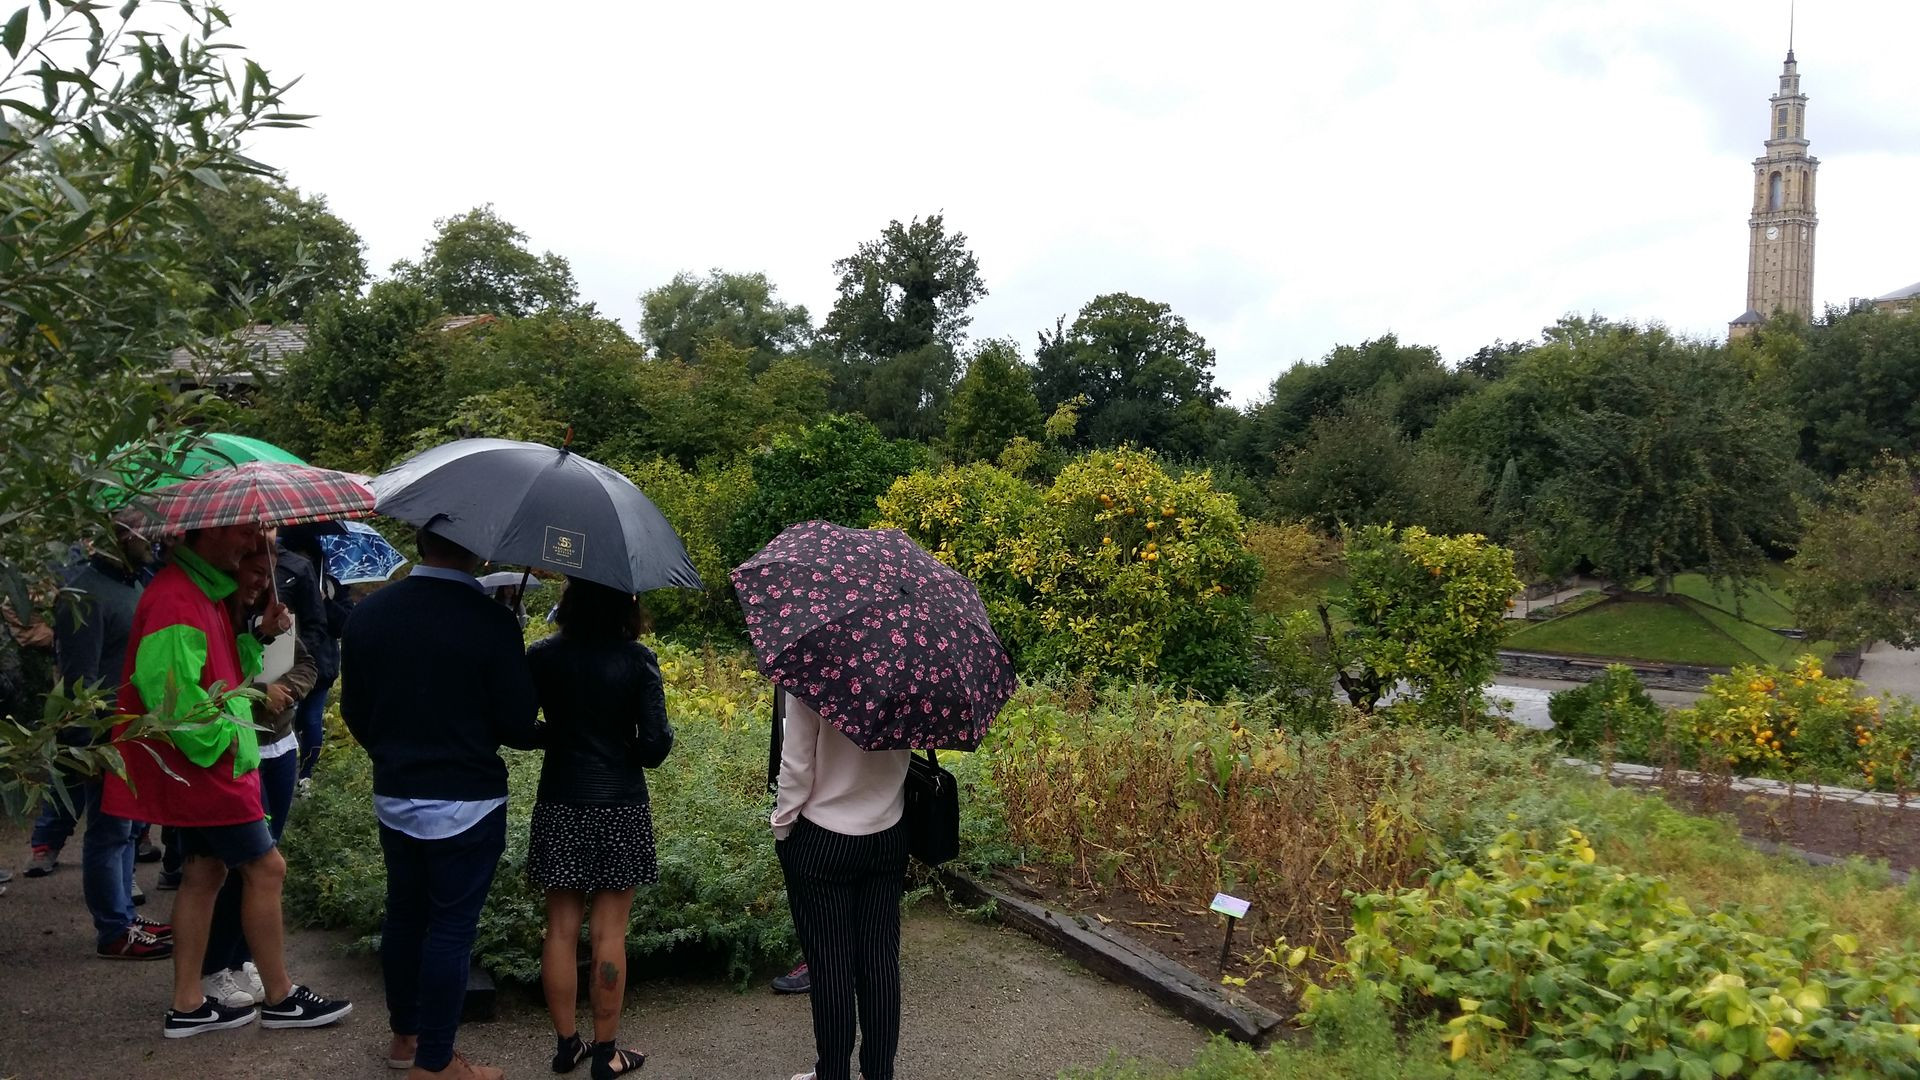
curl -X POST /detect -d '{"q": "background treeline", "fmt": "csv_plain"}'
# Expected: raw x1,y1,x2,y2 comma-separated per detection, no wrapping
201,182,1920,660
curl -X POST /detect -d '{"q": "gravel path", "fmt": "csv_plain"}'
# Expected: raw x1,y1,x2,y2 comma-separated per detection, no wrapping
0,821,1206,1079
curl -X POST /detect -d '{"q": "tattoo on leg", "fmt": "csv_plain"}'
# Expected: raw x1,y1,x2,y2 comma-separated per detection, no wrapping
599,960,619,990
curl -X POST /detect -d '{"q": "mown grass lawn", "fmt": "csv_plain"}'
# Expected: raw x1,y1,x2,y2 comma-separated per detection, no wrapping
1504,597,1761,667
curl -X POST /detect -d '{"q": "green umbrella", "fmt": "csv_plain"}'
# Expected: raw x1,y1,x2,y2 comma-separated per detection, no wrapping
106,432,306,507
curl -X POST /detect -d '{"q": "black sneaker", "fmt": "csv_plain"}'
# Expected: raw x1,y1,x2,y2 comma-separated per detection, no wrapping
260,984,352,1029
156,869,181,891
771,961,810,994
164,997,257,1038
136,836,162,863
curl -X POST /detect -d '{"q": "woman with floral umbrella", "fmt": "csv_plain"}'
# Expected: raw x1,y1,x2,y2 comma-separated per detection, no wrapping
731,521,1014,1080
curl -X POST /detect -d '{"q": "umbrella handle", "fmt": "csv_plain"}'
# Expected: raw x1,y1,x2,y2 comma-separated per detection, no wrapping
517,568,532,620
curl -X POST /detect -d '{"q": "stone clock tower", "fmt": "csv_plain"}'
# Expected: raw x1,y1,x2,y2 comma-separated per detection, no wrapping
1730,50,1818,336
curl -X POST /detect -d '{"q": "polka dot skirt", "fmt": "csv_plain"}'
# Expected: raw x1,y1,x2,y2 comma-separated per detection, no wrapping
526,800,659,892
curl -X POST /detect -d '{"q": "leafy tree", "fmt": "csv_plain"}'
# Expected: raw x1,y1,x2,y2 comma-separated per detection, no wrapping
253,281,443,471
0,1,301,809
1783,306,1920,477
185,174,366,323
1458,338,1533,382
724,415,932,567
1789,457,1920,648
1329,526,1522,722
1032,293,1228,458
1269,401,1487,535
1247,335,1469,466
638,268,813,371
392,204,578,317
821,214,985,439
944,339,1043,463
623,340,828,467
424,309,649,456
1535,329,1801,590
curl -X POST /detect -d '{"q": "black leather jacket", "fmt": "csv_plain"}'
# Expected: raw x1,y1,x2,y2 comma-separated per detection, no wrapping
528,634,674,806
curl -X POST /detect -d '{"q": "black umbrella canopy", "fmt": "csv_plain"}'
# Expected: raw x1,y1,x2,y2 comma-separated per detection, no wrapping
371,438,701,594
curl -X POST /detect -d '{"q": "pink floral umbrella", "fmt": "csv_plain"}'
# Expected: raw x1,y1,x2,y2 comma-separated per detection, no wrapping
730,521,1016,751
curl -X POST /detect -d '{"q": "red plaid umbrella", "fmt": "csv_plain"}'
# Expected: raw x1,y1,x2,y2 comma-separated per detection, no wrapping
150,461,376,532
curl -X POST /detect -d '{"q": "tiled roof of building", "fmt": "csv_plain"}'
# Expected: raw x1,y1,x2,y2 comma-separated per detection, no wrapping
1729,309,1765,326
163,315,495,386
1874,281,1920,303
166,323,310,384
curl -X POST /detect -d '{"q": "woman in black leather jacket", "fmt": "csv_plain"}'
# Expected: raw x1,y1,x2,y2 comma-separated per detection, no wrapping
526,579,673,1079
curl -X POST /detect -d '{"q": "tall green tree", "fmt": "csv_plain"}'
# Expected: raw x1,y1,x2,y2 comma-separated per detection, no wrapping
1783,306,1920,477
1247,335,1469,468
392,204,578,317
1269,401,1488,535
1032,292,1227,457
821,214,985,440
0,0,302,809
185,175,366,323
944,339,1043,463
1536,329,1802,590
253,281,443,470
1789,457,1920,648
638,269,813,371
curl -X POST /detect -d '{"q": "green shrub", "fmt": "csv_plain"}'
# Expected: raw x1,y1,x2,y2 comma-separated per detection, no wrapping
1546,666,1668,759
1308,827,1920,1077
1334,526,1523,723
723,414,931,567
614,455,756,641
1678,657,1920,790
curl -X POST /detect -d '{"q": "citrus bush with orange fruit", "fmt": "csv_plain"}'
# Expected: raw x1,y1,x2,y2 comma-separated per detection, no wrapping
1681,656,1919,790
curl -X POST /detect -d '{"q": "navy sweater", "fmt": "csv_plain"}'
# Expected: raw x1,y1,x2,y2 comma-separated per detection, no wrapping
341,575,540,801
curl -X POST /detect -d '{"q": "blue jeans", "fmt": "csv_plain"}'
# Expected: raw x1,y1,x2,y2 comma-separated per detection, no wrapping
379,805,506,1072
203,750,298,974
28,770,84,851
295,678,333,781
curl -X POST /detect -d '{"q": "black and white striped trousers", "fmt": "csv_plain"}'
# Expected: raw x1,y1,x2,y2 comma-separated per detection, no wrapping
777,815,911,1080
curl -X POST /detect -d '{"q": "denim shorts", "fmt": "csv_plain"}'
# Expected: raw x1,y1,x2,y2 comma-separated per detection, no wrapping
176,818,276,868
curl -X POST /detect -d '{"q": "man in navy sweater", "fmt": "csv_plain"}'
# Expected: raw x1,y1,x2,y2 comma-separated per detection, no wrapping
341,525,539,1080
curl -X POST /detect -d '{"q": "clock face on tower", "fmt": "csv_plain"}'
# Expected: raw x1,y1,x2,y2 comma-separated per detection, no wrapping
1766,226,1780,240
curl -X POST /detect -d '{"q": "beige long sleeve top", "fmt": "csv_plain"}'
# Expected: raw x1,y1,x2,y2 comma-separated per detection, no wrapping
771,691,910,840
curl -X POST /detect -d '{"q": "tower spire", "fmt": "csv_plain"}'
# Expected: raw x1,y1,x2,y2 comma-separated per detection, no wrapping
1788,0,1796,60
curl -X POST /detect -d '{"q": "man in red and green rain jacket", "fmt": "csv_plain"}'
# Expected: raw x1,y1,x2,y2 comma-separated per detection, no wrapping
102,523,351,1038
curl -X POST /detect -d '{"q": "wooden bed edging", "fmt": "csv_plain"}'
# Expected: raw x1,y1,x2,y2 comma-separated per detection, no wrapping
936,868,1291,1046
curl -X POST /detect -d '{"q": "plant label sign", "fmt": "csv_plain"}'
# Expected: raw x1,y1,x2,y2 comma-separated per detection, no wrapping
1209,892,1250,920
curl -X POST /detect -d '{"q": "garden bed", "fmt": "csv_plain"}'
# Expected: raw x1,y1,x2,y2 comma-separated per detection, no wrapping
983,864,1311,1018
1609,773,1919,876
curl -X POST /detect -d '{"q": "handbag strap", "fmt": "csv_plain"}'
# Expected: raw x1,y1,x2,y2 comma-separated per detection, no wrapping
767,689,786,794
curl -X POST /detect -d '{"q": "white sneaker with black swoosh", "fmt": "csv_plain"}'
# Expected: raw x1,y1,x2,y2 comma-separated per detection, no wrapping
163,996,258,1038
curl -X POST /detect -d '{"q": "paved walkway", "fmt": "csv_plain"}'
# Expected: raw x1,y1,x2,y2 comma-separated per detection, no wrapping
1856,642,1920,702
0,821,1207,1080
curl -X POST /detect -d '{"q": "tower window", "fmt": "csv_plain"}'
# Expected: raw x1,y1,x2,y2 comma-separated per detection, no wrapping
1776,105,1789,139
1769,172,1783,211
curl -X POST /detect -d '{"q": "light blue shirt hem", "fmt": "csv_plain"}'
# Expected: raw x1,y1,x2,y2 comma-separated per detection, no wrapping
374,796,507,840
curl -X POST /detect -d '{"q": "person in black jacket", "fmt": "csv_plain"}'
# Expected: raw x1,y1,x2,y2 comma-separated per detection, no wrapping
340,525,539,1080
527,578,672,1080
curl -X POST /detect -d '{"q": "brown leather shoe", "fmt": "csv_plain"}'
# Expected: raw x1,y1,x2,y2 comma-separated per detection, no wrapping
405,1051,505,1080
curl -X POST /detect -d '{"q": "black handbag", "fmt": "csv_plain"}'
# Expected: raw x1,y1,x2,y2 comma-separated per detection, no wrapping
904,749,960,866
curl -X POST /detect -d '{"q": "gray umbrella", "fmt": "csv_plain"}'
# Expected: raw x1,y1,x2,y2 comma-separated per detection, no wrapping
371,438,701,594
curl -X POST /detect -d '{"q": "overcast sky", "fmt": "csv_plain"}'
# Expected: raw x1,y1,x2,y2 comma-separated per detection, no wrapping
223,0,1919,405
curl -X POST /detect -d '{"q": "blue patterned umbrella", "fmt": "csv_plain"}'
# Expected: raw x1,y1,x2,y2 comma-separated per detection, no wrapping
316,520,407,584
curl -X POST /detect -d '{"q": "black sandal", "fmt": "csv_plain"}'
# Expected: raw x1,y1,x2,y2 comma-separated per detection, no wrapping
590,1041,646,1079
552,1032,588,1073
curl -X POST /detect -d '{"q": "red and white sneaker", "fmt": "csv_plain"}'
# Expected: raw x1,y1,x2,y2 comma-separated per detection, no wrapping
98,925,172,961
